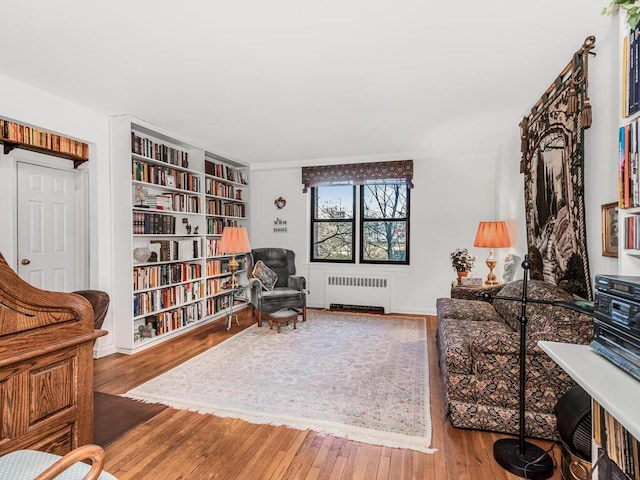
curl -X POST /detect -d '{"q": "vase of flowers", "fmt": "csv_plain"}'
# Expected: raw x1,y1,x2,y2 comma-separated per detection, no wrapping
450,248,477,285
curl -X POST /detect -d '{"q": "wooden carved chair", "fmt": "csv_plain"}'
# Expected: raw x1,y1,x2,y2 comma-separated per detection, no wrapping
0,444,117,479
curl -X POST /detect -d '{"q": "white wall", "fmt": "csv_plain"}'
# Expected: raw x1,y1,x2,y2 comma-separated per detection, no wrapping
250,152,498,315
249,19,623,312
583,15,619,279
0,73,116,356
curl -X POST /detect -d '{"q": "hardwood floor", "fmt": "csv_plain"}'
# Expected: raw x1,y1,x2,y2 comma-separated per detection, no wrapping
94,309,563,480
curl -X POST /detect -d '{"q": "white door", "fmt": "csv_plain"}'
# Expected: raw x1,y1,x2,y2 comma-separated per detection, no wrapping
17,162,77,291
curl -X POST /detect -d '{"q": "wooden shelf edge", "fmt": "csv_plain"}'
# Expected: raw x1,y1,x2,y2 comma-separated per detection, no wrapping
2,139,88,167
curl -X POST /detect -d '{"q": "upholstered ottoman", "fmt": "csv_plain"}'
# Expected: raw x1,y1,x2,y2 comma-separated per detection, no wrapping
268,309,297,333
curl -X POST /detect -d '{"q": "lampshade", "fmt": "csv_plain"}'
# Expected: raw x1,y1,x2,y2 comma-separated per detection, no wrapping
219,226,251,254
473,221,511,249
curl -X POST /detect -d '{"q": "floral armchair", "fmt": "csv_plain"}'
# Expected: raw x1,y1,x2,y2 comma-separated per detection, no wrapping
248,248,306,327
436,280,593,439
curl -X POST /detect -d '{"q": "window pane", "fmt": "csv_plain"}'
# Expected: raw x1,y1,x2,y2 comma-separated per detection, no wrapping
314,185,354,219
313,222,353,260
362,221,407,262
362,184,407,220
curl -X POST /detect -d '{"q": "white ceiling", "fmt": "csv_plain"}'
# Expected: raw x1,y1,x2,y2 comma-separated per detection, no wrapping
1,1,611,165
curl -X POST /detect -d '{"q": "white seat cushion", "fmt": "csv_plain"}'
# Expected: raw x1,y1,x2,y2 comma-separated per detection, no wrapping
0,450,118,480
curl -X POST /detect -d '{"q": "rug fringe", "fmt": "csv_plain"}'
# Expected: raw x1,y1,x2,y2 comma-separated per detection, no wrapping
123,393,437,454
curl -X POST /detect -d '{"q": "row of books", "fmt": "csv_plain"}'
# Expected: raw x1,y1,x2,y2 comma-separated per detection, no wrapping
133,262,202,291
150,239,203,262
132,161,201,193
593,399,640,479
206,199,246,217
206,217,239,235
206,258,230,276
138,192,202,213
625,215,640,250
205,178,243,200
205,159,247,185
206,256,246,276
137,302,204,339
0,119,89,159
618,120,640,209
134,286,247,341
131,132,189,168
133,281,203,316
207,277,230,295
132,212,177,235
623,26,640,117
205,296,231,316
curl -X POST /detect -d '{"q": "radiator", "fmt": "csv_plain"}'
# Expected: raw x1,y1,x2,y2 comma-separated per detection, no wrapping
324,274,390,313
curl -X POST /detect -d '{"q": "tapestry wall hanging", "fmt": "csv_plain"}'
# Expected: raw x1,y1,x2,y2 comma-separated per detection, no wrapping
520,36,595,300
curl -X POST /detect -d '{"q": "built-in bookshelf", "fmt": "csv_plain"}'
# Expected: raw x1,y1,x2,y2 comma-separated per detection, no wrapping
618,18,640,277
110,115,249,354
593,399,640,479
0,118,89,167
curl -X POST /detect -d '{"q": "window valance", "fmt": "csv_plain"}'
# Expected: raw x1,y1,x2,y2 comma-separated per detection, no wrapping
301,160,414,193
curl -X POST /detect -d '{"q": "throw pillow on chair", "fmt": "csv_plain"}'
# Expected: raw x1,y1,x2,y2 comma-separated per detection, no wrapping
252,260,278,291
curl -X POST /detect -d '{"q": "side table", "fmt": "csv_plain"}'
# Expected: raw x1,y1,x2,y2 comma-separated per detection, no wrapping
226,285,248,331
450,282,503,302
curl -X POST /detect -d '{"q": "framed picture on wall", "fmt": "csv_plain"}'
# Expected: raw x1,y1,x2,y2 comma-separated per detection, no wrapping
601,202,618,258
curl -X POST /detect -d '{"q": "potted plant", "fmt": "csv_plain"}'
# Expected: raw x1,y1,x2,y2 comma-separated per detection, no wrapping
450,248,477,285
602,0,640,29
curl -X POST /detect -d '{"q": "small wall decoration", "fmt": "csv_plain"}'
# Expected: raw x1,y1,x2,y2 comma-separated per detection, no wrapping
274,196,287,209
601,202,618,258
273,217,288,232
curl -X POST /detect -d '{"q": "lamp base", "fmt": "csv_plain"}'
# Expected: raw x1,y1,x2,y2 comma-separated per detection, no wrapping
494,439,554,480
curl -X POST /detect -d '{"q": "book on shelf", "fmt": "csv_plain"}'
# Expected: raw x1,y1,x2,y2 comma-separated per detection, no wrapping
149,239,203,261
593,399,640,479
619,120,640,209
623,25,640,118
0,118,89,159
131,131,189,168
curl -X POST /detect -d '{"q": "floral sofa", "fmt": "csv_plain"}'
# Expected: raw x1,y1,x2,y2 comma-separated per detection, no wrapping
436,280,593,439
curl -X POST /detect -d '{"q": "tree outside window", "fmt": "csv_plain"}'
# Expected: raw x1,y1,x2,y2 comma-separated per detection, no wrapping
310,182,409,264
360,183,409,264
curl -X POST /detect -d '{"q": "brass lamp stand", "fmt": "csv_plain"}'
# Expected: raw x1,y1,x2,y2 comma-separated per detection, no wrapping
474,221,511,285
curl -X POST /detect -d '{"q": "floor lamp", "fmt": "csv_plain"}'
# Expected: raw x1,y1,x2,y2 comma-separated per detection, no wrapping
480,254,593,479
219,226,251,290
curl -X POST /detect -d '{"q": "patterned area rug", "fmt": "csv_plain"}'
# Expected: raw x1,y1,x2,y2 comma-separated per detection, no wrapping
124,311,434,452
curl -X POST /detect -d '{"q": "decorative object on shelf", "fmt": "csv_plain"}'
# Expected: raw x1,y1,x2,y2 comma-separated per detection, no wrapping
274,196,287,209
450,248,476,285
219,226,251,289
166,175,176,188
473,221,512,286
134,185,148,206
520,36,596,300
273,217,288,233
460,277,483,287
133,247,152,263
138,323,153,338
482,255,594,480
502,253,521,282
602,0,640,29
601,202,619,258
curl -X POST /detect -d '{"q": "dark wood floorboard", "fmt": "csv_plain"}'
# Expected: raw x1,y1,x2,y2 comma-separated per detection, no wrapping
94,308,563,480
